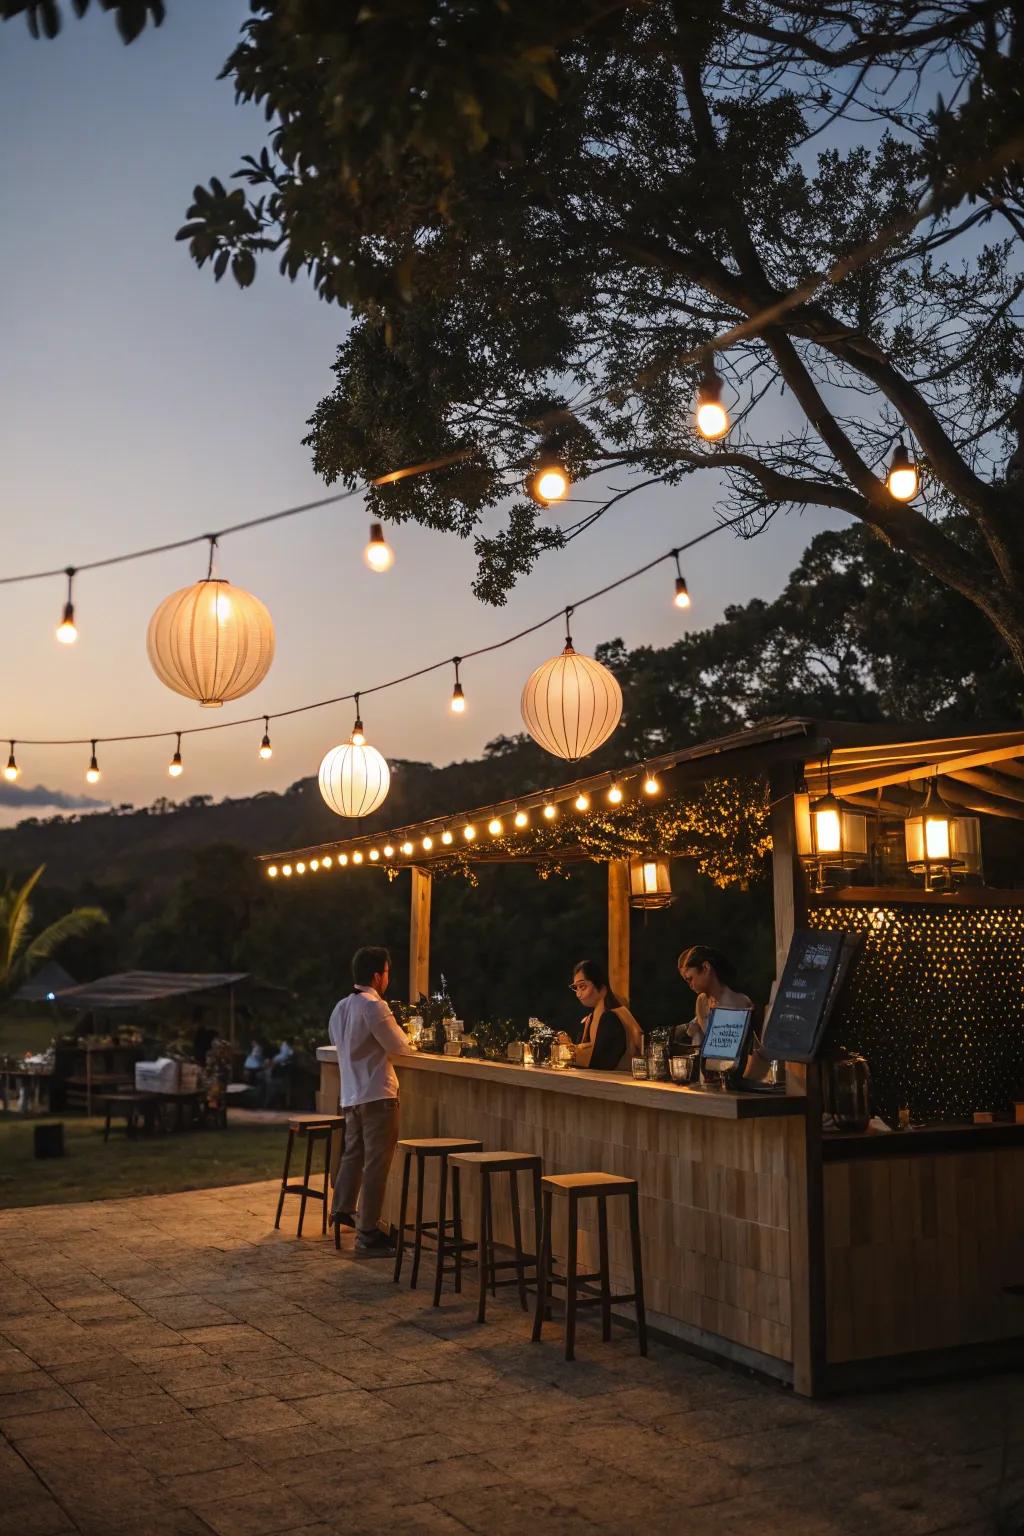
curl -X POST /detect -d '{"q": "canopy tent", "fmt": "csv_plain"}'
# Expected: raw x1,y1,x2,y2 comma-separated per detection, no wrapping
55,971,249,1010
13,961,77,1004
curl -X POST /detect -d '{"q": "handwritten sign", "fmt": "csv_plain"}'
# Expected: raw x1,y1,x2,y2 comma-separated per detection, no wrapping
701,1007,753,1069
762,929,855,1063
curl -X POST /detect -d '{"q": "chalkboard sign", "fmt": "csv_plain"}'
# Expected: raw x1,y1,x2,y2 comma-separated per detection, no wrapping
701,1007,753,1070
762,929,856,1064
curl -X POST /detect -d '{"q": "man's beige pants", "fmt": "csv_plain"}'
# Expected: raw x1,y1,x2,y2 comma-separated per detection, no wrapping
333,1097,400,1235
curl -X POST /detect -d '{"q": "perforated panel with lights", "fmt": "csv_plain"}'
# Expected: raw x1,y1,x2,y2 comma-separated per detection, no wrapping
809,902,1024,1124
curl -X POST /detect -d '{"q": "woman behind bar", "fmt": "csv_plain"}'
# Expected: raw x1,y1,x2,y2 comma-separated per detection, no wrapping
565,959,644,1071
673,944,752,1051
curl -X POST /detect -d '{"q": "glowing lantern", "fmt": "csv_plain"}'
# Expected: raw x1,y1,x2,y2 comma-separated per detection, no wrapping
147,574,275,707
628,856,674,910
318,736,390,818
521,630,622,761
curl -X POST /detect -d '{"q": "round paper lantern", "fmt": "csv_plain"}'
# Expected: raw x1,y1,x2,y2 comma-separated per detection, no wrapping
521,642,622,761
319,741,391,818
147,579,275,708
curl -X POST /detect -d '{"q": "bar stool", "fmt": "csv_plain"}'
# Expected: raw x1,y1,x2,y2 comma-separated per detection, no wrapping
532,1172,647,1361
274,1115,344,1238
445,1150,543,1322
392,1138,483,1288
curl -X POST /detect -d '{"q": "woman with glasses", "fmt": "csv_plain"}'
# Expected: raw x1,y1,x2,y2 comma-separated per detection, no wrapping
560,959,644,1071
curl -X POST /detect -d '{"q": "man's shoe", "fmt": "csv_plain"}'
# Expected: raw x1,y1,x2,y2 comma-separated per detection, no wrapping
355,1228,395,1256
332,1210,356,1230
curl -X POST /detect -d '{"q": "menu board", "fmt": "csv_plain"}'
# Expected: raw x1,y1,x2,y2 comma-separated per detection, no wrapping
762,929,855,1064
701,1007,753,1069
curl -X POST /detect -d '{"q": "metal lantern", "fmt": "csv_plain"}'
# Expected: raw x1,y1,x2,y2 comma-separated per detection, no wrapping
521,635,622,761
628,856,674,910
147,578,275,707
904,779,982,888
319,740,390,818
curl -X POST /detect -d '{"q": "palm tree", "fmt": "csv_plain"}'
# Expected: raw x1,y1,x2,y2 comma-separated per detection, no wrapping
0,866,107,995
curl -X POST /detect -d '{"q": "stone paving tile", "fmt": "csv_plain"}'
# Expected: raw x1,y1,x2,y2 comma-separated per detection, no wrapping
2,1177,1022,1536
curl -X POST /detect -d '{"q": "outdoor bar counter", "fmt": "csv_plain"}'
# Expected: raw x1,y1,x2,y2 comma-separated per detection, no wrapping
317,1048,811,1386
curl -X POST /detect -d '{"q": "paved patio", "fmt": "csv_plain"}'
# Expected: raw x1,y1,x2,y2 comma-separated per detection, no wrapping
0,1180,1020,1536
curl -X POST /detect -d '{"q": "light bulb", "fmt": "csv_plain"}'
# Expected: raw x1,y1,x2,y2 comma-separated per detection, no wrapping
514,810,529,829
364,522,395,572
696,399,729,439
887,443,919,501
674,576,691,610
322,855,333,868
282,863,293,877
3,751,18,783
310,858,319,872
402,841,414,855
369,848,380,861
422,835,433,851
259,720,272,760
339,853,349,866
351,716,366,747
352,851,363,864
464,824,476,841
267,865,278,878
296,861,306,875
542,803,556,820
56,605,78,645
86,749,101,784
168,752,184,778
608,783,623,805
644,774,659,795
450,680,466,714
488,817,503,836
526,459,570,506
441,830,453,845
383,844,395,858
574,792,590,812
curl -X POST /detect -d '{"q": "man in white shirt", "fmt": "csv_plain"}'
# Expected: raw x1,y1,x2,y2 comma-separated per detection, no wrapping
328,946,412,1255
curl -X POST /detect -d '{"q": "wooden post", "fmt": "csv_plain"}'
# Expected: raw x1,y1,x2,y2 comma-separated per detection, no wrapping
409,866,432,1004
769,768,803,983
607,859,631,1003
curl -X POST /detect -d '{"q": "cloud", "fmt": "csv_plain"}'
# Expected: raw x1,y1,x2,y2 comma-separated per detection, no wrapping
0,782,109,811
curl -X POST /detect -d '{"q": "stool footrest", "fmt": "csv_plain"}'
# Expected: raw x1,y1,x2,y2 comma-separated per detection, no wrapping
281,1183,326,1199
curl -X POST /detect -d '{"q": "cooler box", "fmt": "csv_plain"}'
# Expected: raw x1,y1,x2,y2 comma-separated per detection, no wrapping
135,1058,179,1093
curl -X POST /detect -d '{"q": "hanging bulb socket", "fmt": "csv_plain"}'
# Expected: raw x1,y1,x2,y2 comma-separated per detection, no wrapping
450,658,466,714
364,522,395,572
4,742,19,783
169,732,184,778
886,441,919,501
672,551,691,610
56,567,78,645
86,741,101,784
695,366,730,440
351,695,366,747
259,717,273,760
525,440,571,506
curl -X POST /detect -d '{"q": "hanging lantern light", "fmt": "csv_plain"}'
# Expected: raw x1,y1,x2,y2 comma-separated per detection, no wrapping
796,761,867,890
56,567,78,645
904,777,982,890
450,658,466,714
574,792,590,812
628,856,674,910
259,718,273,760
364,522,395,572
695,366,730,440
86,741,101,785
168,732,184,778
525,441,571,507
521,609,622,761
318,708,390,818
672,551,691,611
4,743,19,783
147,539,275,707
887,441,919,502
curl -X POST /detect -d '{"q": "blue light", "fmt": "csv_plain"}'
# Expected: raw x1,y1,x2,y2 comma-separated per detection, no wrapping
46,992,55,1001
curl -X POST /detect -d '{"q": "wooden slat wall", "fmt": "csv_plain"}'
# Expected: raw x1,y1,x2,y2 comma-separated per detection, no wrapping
382,1062,797,1365
824,1149,1024,1362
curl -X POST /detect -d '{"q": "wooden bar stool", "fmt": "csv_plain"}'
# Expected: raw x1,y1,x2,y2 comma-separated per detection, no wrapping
532,1172,647,1361
274,1115,344,1238
392,1138,483,1288
445,1151,543,1322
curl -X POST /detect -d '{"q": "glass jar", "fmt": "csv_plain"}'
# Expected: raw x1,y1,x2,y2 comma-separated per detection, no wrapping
645,1027,670,1081
550,1040,576,1071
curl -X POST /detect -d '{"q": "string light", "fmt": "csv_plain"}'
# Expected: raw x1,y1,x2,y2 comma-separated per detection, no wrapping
542,802,557,820
441,829,453,845
450,658,466,714
422,835,433,851
56,567,78,645
282,863,293,877
364,522,395,572
268,865,278,878
4,743,19,782
574,792,590,812
338,853,349,866
464,824,476,840
369,848,380,861
695,366,730,440
383,844,395,857
322,854,333,868
310,858,319,871
259,717,272,759
887,441,920,501
488,816,503,836
351,696,366,747
86,741,101,784
402,840,414,855
608,781,624,805
514,809,529,829
525,443,571,506
672,551,691,610
296,861,306,874
644,771,660,795
351,850,363,864
168,733,184,778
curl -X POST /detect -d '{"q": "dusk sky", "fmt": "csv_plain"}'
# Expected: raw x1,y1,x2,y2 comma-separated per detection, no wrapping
0,0,845,827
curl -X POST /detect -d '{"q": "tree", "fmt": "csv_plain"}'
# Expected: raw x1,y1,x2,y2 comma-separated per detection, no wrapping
0,865,107,994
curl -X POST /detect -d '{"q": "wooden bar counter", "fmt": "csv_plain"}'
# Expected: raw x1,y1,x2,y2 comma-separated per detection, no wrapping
317,1049,808,1386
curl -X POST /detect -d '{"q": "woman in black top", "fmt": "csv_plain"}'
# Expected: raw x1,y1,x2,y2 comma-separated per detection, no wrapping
561,959,643,1071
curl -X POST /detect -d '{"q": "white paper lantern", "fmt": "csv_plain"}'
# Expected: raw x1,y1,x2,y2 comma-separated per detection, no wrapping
521,642,622,761
319,741,391,818
147,579,275,707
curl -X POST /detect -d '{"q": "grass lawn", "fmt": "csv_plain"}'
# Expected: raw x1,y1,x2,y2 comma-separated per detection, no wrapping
0,1113,288,1209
